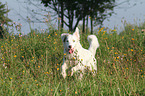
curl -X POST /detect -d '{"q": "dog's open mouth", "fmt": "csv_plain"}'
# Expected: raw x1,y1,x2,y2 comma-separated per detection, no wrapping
68,48,74,54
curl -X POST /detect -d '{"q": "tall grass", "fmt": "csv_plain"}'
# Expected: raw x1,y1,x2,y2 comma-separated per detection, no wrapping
0,23,145,95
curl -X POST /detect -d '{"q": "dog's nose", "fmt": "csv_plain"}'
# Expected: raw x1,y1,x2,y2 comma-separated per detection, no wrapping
68,45,72,48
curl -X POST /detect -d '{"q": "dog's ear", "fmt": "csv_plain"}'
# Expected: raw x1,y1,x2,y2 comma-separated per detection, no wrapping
73,27,80,40
61,33,69,42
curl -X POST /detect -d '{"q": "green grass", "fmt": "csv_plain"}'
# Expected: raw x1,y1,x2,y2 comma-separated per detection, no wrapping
0,23,145,96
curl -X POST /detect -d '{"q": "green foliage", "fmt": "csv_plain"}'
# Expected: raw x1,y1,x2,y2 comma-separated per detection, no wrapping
41,0,115,31
0,2,12,38
0,2,11,24
0,22,145,95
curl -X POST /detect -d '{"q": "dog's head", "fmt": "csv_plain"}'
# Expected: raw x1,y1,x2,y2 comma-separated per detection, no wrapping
61,27,80,54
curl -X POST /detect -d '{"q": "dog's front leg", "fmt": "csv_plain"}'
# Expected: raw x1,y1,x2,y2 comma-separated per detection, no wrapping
61,62,67,79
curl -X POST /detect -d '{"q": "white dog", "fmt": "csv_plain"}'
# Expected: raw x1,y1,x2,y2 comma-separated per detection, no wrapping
61,27,99,79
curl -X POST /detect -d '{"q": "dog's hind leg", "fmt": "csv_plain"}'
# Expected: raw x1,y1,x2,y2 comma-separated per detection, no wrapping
70,64,85,76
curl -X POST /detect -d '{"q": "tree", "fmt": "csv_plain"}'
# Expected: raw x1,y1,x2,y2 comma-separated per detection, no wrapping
41,0,115,32
0,2,11,38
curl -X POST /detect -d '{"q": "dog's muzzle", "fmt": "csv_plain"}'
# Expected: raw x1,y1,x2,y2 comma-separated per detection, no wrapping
68,48,74,54
68,45,74,54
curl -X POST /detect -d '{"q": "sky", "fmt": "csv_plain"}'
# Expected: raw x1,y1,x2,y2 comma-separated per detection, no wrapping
1,0,145,34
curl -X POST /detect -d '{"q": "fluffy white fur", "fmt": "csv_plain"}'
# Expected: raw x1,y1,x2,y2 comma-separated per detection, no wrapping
61,27,99,79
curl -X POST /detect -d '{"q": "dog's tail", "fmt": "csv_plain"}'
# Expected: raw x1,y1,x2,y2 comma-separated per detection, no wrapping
87,35,99,56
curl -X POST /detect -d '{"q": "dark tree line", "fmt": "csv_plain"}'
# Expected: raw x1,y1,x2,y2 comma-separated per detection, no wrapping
41,0,115,33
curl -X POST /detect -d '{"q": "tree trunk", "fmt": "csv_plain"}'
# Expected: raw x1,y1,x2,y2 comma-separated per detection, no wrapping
58,4,60,31
86,16,88,34
68,10,73,31
82,17,85,33
91,18,93,34
60,2,64,29
73,16,82,31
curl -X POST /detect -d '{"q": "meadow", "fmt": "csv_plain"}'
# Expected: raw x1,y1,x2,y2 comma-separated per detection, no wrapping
0,22,145,96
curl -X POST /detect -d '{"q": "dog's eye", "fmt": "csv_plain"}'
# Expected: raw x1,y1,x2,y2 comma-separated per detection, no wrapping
73,40,75,42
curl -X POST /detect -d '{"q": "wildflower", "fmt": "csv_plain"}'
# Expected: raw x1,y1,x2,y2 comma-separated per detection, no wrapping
112,29,116,31
51,89,53,91
64,53,66,55
57,68,59,70
131,38,135,40
132,29,134,31
131,49,133,51
10,78,12,80
121,58,123,60
75,91,77,94
38,66,40,68
22,56,24,58
107,47,109,49
19,34,22,37
126,68,128,70
45,72,49,74
32,57,34,59
115,52,118,54
124,54,127,56
104,38,107,40
14,55,17,58
36,84,38,86
117,56,119,59
103,31,106,33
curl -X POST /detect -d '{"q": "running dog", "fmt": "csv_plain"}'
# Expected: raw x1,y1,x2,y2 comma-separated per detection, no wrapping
61,27,99,79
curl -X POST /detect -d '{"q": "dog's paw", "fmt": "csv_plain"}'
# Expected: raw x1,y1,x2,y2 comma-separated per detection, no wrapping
71,68,74,76
70,71,73,76
62,73,67,79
